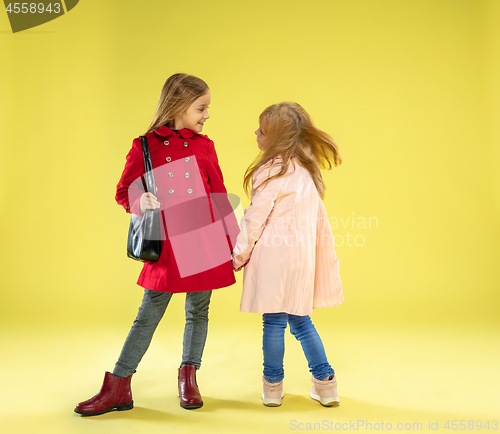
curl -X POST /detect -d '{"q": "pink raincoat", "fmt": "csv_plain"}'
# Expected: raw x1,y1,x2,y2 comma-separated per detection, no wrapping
232,158,343,316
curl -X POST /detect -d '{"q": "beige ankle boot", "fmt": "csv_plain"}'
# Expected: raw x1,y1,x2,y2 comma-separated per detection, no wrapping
262,376,284,407
310,374,340,406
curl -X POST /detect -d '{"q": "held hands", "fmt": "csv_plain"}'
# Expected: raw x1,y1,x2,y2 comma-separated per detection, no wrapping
140,191,160,215
231,253,246,272
232,261,243,272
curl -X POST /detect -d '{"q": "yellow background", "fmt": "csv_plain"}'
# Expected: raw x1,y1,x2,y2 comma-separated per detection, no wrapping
0,1,499,433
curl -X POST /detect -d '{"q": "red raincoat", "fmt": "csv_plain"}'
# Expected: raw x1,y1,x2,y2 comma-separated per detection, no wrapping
116,125,238,293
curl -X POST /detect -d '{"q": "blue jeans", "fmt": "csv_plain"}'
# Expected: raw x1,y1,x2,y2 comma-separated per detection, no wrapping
262,313,335,383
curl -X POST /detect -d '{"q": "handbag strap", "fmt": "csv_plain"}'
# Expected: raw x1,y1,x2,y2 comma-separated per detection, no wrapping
140,136,157,195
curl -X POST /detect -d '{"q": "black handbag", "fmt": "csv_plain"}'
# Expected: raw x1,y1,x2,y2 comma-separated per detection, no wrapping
126,136,162,262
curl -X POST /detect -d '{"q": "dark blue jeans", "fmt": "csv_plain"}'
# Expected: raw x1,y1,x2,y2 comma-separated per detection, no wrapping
262,313,335,383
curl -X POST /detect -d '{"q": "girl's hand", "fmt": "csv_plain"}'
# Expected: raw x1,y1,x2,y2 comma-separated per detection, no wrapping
140,192,160,214
231,255,246,272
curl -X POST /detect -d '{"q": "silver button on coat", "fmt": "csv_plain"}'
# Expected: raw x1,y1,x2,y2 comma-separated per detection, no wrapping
184,157,190,162
166,157,171,162
169,189,174,194
185,173,190,178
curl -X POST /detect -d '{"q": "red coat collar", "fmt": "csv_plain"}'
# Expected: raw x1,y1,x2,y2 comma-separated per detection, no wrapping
154,125,195,139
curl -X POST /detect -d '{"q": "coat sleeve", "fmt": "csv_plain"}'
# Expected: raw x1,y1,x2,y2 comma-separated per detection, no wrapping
231,164,280,270
206,139,240,250
115,137,146,216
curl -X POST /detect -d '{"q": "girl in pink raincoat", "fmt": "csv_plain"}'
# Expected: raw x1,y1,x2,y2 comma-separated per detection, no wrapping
232,102,344,407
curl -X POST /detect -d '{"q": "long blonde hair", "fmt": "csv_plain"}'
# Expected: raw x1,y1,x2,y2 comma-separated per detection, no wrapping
146,74,209,134
243,102,342,199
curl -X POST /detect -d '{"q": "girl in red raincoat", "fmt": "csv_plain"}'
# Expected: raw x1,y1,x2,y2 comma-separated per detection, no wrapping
75,74,238,416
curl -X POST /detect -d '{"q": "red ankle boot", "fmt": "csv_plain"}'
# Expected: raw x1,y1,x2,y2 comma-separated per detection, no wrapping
74,372,134,416
178,365,203,409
